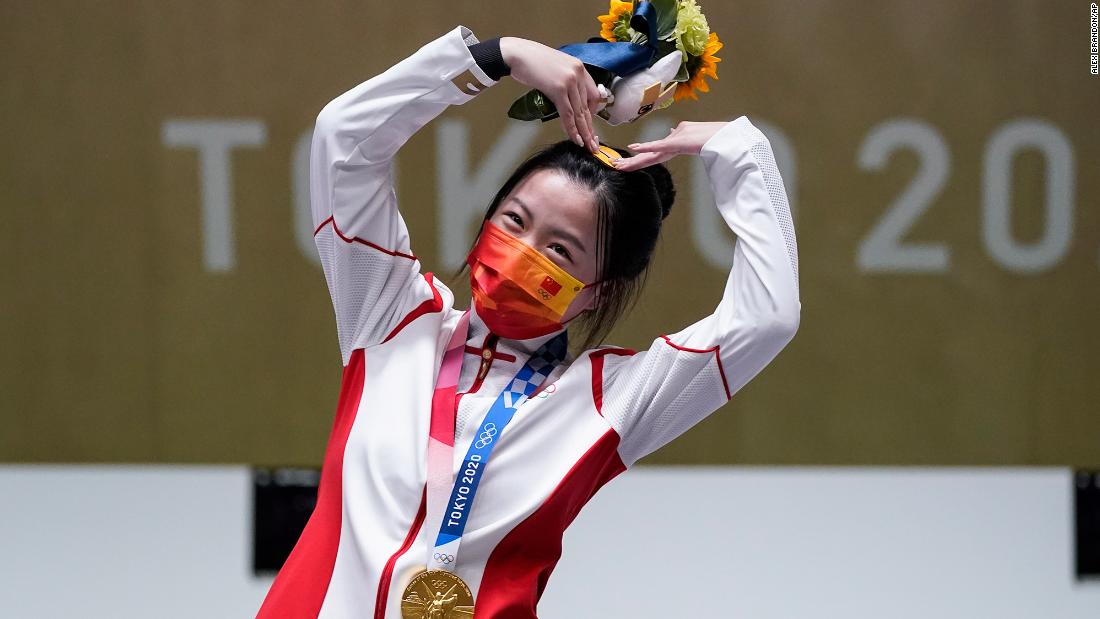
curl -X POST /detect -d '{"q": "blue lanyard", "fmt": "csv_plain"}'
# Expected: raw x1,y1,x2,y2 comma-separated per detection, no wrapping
433,331,568,547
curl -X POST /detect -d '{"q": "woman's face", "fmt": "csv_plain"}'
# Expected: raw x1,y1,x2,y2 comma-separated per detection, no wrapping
487,168,601,323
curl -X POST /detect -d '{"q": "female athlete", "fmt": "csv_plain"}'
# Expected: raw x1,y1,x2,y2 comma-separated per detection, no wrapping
258,25,800,619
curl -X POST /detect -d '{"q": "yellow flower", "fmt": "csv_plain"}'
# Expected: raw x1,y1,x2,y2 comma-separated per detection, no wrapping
674,31,722,101
598,0,634,42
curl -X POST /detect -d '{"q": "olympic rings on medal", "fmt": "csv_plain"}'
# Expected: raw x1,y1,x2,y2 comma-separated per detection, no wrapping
474,423,498,449
433,552,455,564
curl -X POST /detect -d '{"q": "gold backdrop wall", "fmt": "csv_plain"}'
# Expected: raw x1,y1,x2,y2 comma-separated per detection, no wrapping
2,1,1097,465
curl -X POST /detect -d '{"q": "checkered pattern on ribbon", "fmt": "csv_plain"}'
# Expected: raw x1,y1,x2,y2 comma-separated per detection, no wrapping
501,333,567,410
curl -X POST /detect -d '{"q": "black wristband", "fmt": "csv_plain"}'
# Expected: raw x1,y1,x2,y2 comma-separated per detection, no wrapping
468,37,511,81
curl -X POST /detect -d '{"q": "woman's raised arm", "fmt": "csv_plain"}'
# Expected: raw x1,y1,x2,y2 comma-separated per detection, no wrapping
593,117,801,466
311,26,499,365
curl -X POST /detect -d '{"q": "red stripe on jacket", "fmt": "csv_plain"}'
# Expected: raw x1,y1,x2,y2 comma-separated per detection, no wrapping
314,215,418,261
472,429,626,618
588,347,637,415
383,272,444,344
658,335,733,400
255,349,366,618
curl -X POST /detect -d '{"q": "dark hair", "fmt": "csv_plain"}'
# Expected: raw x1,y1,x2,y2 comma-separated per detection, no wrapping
452,139,676,352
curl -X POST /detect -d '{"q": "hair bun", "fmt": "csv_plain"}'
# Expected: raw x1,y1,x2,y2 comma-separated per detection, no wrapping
639,163,676,220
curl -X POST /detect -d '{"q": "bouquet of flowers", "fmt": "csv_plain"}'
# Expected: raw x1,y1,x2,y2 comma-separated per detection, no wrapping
508,0,723,126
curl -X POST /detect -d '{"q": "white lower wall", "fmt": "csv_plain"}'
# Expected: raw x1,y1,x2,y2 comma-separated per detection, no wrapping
0,466,1095,618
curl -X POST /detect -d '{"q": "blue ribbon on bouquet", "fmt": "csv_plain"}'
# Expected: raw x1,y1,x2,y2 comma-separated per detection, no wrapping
558,0,659,76
507,0,661,122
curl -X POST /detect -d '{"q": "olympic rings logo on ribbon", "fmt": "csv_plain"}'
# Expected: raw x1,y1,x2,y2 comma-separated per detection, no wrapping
474,423,498,449
433,552,455,564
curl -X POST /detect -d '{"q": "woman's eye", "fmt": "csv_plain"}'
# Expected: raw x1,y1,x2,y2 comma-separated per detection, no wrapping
506,212,523,226
550,243,570,259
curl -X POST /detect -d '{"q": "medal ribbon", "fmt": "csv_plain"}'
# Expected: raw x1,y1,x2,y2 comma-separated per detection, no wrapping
424,311,568,573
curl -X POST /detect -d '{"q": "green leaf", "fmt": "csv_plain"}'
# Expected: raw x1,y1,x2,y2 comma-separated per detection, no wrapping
655,38,681,61
649,0,679,40
507,89,558,122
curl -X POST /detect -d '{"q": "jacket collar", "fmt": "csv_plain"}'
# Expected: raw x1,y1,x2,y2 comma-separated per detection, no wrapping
465,303,572,359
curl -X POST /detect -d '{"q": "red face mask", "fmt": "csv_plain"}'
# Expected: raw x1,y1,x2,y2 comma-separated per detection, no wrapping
466,220,589,340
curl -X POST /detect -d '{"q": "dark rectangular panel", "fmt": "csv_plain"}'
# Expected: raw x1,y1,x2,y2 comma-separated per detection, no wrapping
1076,470,1100,579
253,468,321,575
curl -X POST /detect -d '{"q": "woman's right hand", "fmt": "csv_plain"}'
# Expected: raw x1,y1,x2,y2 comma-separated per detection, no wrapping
500,36,601,153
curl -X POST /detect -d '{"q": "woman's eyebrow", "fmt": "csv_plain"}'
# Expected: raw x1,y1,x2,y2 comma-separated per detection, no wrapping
551,227,587,254
510,196,587,254
509,196,533,222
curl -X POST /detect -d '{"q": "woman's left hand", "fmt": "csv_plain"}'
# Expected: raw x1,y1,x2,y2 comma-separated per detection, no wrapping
500,36,602,152
613,121,729,171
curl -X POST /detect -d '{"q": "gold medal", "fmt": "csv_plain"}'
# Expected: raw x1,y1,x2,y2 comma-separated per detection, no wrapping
400,569,474,619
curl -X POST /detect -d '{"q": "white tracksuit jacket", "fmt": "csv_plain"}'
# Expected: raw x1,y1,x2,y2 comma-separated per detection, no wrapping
257,25,801,619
